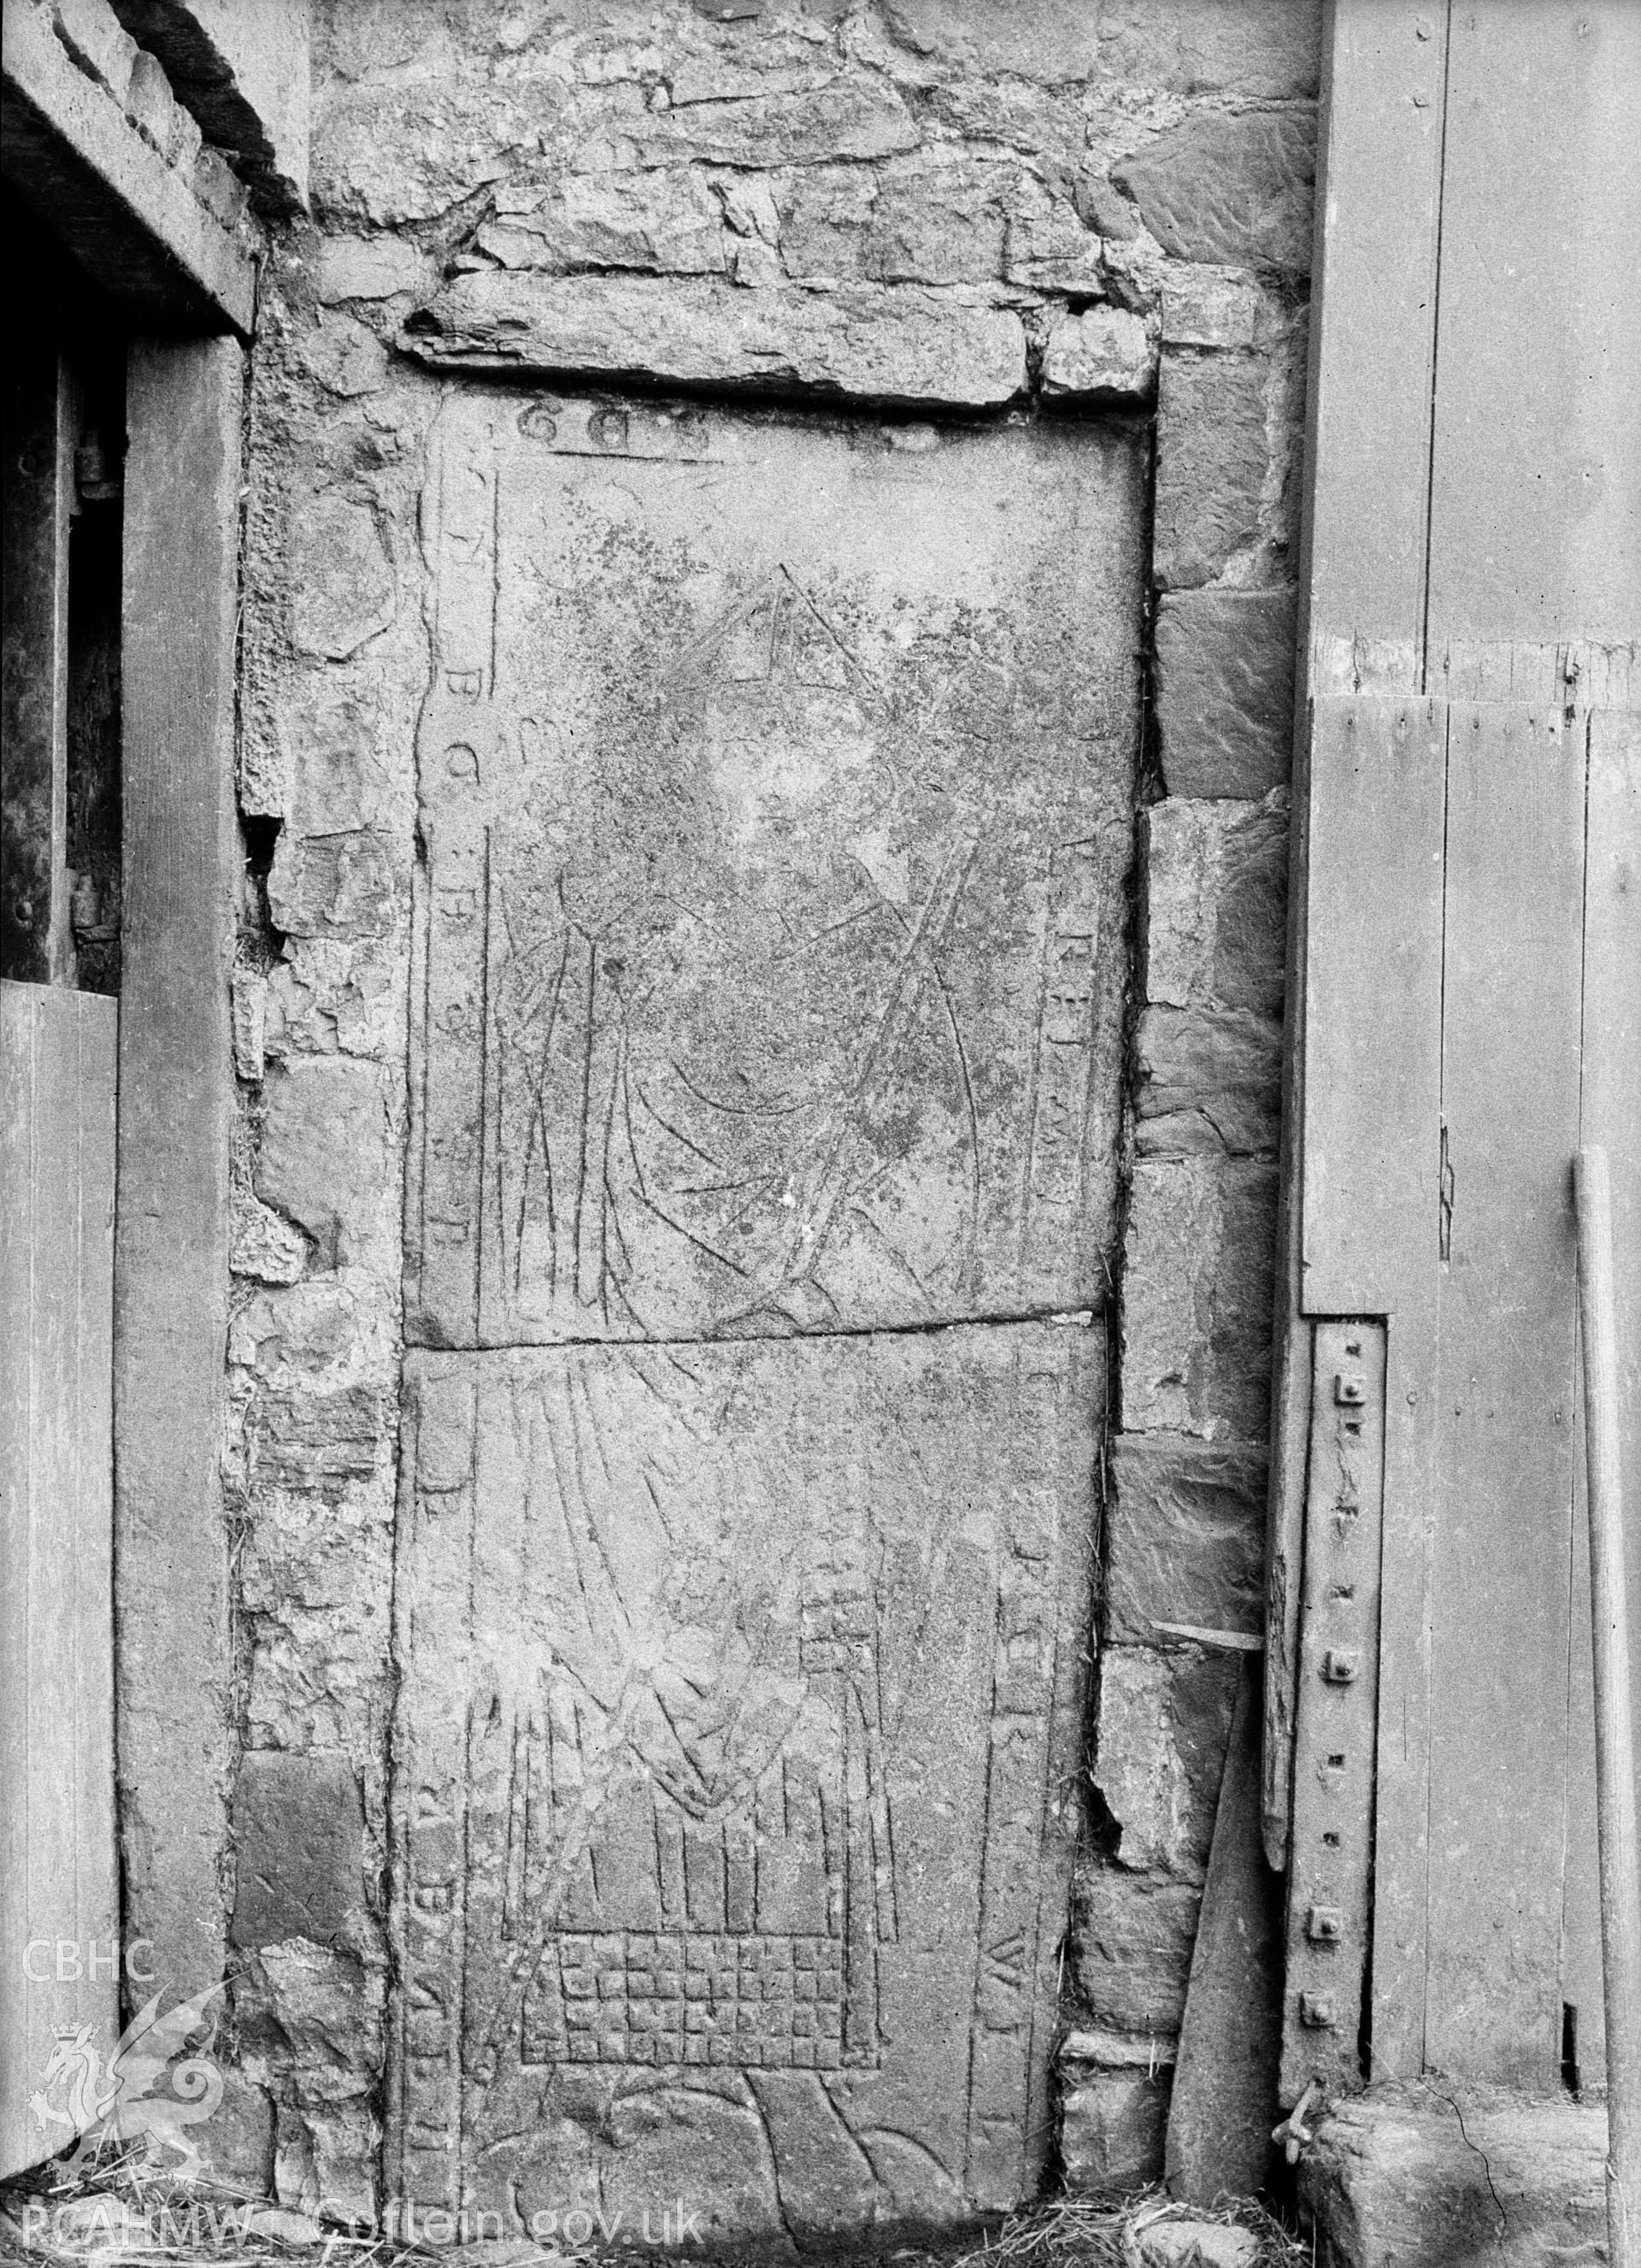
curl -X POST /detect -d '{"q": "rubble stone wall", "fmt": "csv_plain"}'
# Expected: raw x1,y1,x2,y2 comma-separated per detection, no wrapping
216,0,1315,2217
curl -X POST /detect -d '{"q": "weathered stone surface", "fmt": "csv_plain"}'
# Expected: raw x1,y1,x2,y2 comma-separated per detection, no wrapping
253,1057,393,1269
315,233,433,304
237,1939,385,2224
879,1,1107,85
403,271,1030,406
479,168,731,277
1003,175,1104,293
1121,1158,1279,1440
1154,352,1270,590
631,79,920,170
1070,1867,1203,2032
249,1384,388,1503
299,313,387,399
391,1326,1100,2231
1154,586,1297,797
1162,268,1271,352
1143,792,1289,1016
1097,0,1320,97
869,153,1009,285
1133,1005,1282,1158
289,495,396,660
1115,112,1315,272
1297,2086,1610,2268
1140,2222,1260,2268
1092,1647,1240,1880
1106,1434,1268,1644
231,1751,367,1949
408,392,1138,1345
230,1187,309,1285
264,936,400,1063
268,830,401,942
1042,306,1156,401
1062,2066,1172,2192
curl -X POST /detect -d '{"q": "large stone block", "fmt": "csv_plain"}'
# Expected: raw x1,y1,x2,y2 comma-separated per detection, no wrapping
479,168,731,277
108,0,310,210
1154,353,1270,590
389,1326,1101,2232
405,392,1139,1346
254,1056,394,1269
1297,2086,1609,2268
231,1750,367,1950
1121,1158,1279,1440
1132,1005,1281,1159
1070,1866,1203,2032
1106,1434,1268,1644
1115,111,1315,272
628,79,920,171
773,152,1011,290
1097,0,1321,98
1142,792,1290,1016
1062,2065,1172,2193
289,494,396,661
1154,586,1297,798
403,272,1030,408
1042,306,1155,401
1092,1647,1239,1880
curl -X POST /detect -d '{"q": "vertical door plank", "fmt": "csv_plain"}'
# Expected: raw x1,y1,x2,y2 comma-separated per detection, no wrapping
1422,707,1585,2085
115,339,241,1994
1425,5,1641,680
1,343,74,983
1562,712,1641,2084
0,981,117,2177
1285,696,1445,2075
1266,2,1450,1872
1300,698,1446,1315
1302,2,1449,694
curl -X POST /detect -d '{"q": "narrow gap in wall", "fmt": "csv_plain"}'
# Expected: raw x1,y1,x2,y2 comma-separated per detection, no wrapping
66,352,126,997
1561,2001,1580,2097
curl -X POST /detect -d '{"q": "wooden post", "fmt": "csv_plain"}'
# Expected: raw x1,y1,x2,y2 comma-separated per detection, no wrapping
0,983,118,2176
114,337,242,2000
1575,1146,1640,2268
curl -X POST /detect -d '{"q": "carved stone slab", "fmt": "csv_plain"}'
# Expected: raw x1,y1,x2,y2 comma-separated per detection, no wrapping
388,1324,1099,2237
407,393,1141,1344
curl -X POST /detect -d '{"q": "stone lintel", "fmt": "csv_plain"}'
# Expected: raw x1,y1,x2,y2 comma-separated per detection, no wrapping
2,0,255,332
107,0,309,214
403,270,1029,409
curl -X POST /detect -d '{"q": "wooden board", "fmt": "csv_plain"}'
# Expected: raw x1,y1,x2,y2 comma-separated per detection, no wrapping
113,339,242,1993
1301,1,1450,696
1167,1652,1284,2201
1420,706,1586,2086
1300,699,1446,1315
1282,1320,1387,2103
1424,4,1641,677
1265,1,1450,1869
1562,711,1641,2088
0,980,118,2177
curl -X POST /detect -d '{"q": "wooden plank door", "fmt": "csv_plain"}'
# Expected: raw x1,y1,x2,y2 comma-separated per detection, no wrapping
1270,0,1640,2104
